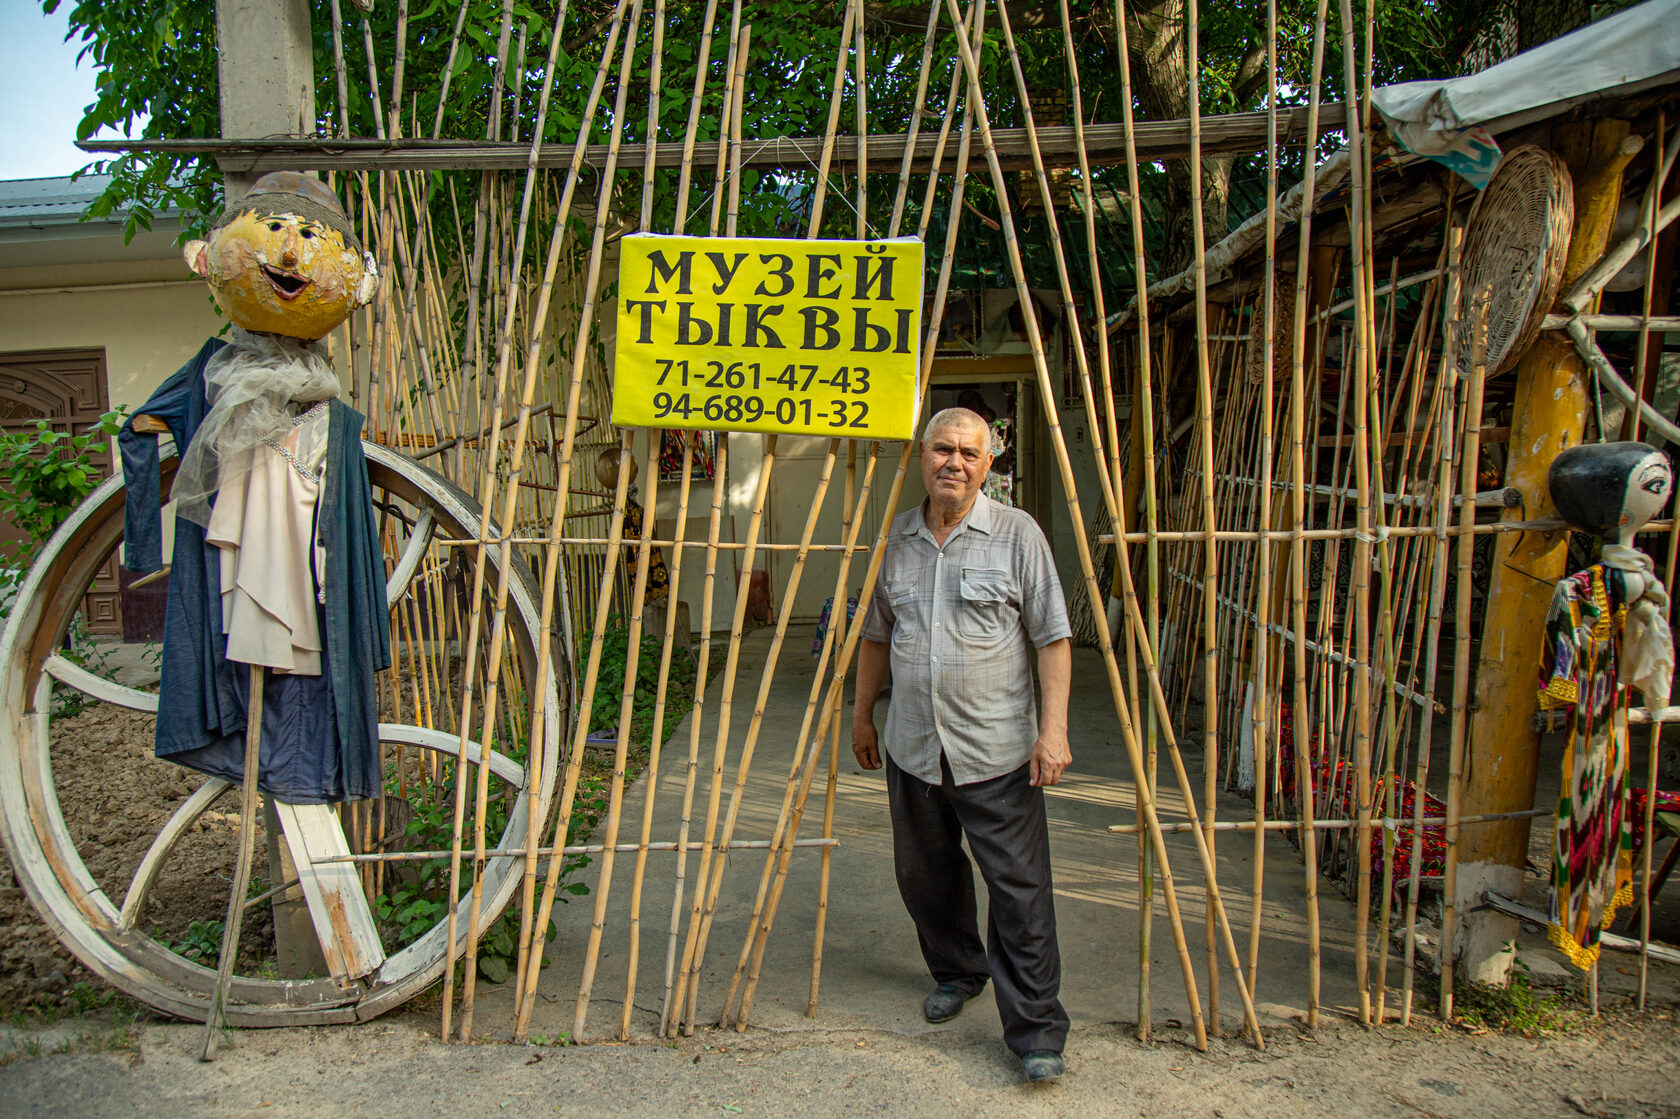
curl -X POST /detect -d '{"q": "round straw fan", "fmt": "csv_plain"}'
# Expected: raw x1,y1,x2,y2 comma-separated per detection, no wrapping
1453,145,1573,376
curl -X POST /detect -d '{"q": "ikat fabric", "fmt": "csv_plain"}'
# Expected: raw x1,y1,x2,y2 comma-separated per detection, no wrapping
1538,565,1636,971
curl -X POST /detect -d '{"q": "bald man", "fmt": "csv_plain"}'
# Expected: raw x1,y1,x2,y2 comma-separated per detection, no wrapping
852,407,1072,1082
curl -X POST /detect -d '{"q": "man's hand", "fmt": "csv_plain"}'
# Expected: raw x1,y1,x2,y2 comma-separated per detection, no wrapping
852,637,889,771
1031,638,1072,786
1029,729,1071,787
852,716,882,770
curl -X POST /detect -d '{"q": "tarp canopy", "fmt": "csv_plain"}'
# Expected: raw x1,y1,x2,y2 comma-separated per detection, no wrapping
1374,0,1680,186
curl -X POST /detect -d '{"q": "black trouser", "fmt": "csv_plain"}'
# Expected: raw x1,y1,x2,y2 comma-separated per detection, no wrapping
886,753,1069,1056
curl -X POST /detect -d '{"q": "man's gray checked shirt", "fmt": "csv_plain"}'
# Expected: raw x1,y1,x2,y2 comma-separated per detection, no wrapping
859,492,1071,786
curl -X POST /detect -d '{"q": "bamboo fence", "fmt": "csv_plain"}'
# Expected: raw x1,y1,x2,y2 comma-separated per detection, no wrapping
153,0,1680,1045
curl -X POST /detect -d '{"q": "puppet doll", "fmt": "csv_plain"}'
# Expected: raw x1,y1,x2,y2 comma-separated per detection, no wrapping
1540,441,1674,969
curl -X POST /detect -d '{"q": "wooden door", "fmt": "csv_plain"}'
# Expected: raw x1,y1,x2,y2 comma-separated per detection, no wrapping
0,349,121,634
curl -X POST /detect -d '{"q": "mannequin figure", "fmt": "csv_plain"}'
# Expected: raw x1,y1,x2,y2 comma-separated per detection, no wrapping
1539,441,1674,969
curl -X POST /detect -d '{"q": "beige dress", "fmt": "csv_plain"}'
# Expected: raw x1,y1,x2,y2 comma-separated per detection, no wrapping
206,402,330,675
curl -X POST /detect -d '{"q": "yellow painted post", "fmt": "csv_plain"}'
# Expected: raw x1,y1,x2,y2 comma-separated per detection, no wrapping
1452,119,1642,986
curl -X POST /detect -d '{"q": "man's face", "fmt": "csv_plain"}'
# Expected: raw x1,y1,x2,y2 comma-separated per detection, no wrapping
186,210,371,340
921,420,993,513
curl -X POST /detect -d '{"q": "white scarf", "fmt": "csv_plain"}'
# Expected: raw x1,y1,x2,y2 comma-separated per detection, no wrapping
172,328,341,528
1601,543,1674,702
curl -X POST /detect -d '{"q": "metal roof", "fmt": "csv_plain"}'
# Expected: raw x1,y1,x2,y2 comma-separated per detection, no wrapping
0,175,123,229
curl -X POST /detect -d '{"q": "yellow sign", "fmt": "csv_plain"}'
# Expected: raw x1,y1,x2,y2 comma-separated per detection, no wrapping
611,234,924,440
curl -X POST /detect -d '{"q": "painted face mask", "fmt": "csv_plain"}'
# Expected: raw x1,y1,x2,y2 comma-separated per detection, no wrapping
183,172,378,340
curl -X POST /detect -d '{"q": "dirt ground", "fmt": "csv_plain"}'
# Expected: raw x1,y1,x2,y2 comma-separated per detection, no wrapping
0,701,274,1013
1,999,1677,1118
6,641,1680,1116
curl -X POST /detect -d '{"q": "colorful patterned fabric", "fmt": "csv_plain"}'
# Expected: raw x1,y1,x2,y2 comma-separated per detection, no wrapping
1631,787,1680,857
620,498,670,603
1275,703,1449,899
1538,565,1636,971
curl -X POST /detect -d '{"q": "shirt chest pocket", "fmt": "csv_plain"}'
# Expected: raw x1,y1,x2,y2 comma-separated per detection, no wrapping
955,567,1014,640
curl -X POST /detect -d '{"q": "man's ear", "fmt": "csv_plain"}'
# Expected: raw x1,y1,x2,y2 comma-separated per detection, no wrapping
183,240,210,277
355,252,379,307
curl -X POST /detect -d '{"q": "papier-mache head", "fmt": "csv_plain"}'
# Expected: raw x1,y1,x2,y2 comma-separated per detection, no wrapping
182,171,378,340
1548,441,1673,543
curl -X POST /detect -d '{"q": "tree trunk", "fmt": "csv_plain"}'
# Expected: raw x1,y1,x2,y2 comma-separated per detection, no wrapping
1125,0,1233,273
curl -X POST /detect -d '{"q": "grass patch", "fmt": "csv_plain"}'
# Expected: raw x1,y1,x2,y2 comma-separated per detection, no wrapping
1450,972,1580,1036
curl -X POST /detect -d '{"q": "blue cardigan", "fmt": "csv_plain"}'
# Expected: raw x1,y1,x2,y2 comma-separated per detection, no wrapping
119,338,392,804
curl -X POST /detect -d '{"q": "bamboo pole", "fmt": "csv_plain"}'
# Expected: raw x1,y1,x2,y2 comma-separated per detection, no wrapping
1183,0,1228,1029
658,436,728,1035
508,0,667,1041
1245,0,1280,1008
453,0,593,1042
947,0,1271,1049
436,0,524,1039
1108,809,1549,835
714,445,847,1027
573,427,661,1038
808,440,861,1015
1438,294,1490,1019
1632,119,1674,1012
1283,0,1331,1026
1333,0,1377,1026
1401,229,1463,1027
1110,0,1165,1036
620,440,694,1037
670,435,778,1033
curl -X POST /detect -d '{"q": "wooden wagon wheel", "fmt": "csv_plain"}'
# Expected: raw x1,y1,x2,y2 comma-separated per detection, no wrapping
0,443,567,1026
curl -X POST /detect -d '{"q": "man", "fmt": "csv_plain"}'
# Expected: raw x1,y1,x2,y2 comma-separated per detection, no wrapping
852,407,1073,1083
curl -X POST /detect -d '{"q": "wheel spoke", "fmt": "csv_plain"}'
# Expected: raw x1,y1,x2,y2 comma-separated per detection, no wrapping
385,508,435,608
119,778,233,930
379,723,526,788
44,654,158,713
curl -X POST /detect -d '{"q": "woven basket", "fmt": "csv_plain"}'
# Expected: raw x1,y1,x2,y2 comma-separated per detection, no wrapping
1453,145,1574,376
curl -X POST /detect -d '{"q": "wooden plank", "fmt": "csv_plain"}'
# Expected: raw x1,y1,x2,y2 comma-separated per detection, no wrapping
76,106,1342,173
272,802,386,986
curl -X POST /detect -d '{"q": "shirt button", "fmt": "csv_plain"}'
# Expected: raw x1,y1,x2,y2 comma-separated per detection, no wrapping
934,621,941,627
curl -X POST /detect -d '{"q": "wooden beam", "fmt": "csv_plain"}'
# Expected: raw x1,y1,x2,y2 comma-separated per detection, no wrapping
75,105,1342,174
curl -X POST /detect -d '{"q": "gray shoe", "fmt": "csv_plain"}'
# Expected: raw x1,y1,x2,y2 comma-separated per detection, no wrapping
1021,1050,1065,1082
922,984,970,1023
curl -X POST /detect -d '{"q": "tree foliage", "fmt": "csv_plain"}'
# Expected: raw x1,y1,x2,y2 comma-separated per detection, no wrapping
49,0,1502,277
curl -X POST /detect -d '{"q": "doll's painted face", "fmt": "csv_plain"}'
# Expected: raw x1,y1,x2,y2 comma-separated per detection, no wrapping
1621,449,1673,534
184,209,375,340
